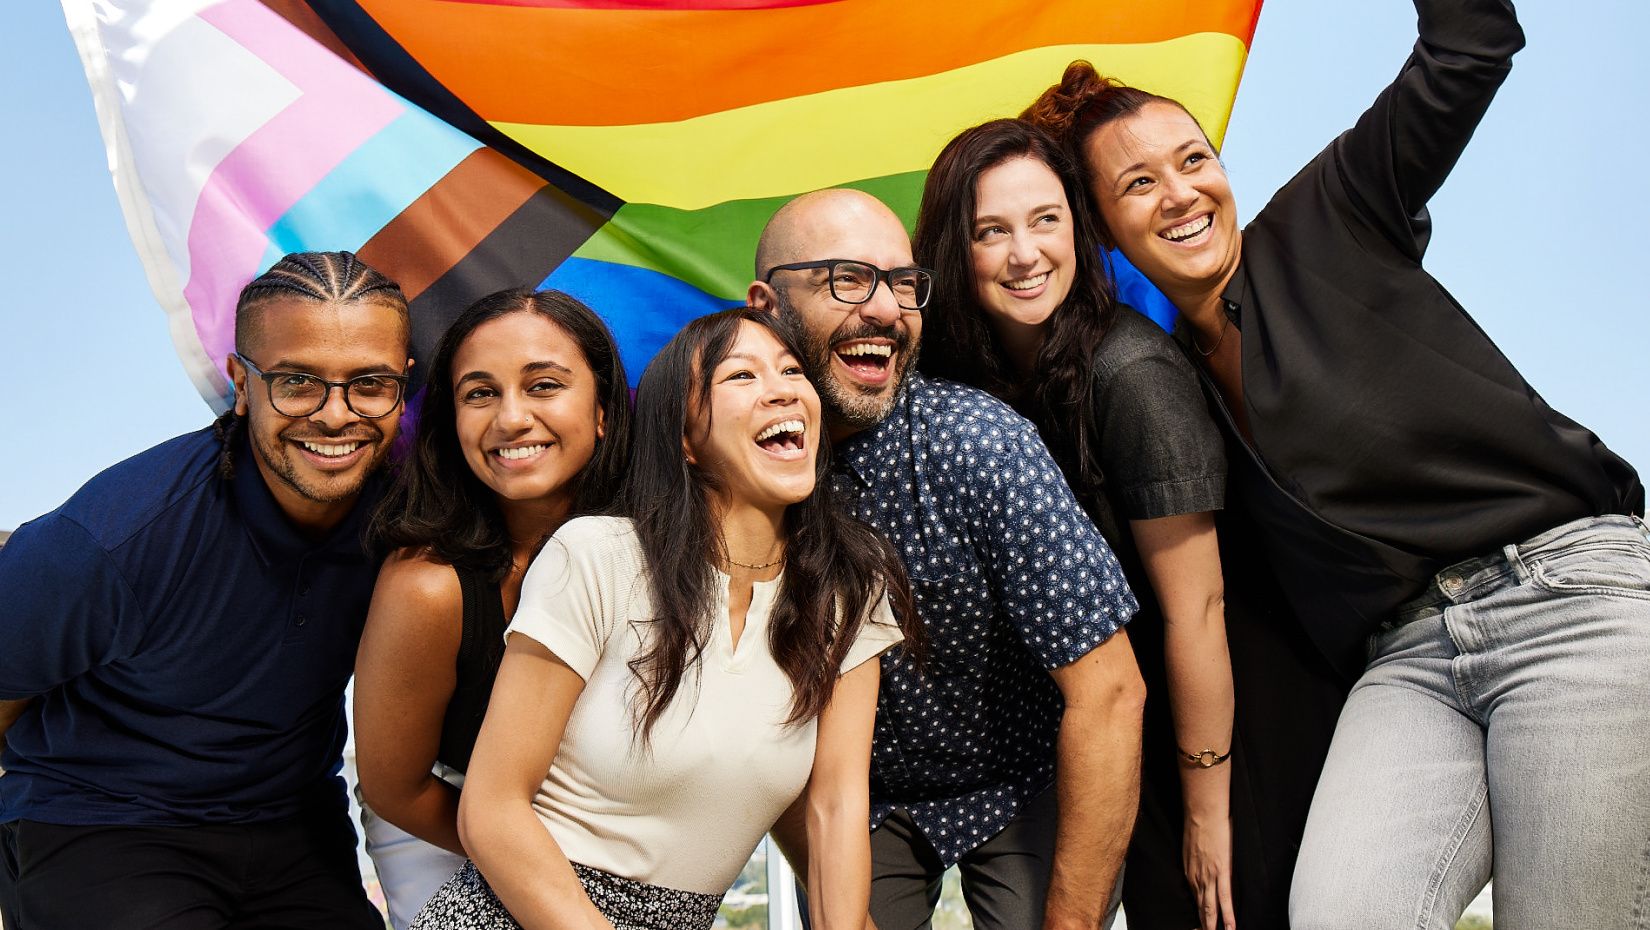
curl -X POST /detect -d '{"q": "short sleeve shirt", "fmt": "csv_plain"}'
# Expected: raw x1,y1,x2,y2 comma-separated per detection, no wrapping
0,428,381,825
505,516,902,894
1060,308,1226,568
830,374,1137,865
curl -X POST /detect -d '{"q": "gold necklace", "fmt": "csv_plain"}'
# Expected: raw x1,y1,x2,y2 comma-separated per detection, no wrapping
726,552,785,571
1193,312,1230,357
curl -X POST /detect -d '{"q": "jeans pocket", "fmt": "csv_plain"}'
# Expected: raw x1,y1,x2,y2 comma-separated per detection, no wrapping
1529,541,1650,598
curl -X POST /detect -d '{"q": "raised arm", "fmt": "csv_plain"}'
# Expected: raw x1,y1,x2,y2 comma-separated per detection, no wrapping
1334,0,1525,256
352,551,466,854
802,656,881,930
1131,512,1234,930
458,634,611,930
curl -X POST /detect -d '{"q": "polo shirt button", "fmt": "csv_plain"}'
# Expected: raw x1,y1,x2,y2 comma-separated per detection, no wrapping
296,614,308,627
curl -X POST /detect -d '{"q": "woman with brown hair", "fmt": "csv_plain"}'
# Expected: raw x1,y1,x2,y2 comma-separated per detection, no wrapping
355,287,632,927
1025,1,1648,926
410,308,920,930
914,118,1339,930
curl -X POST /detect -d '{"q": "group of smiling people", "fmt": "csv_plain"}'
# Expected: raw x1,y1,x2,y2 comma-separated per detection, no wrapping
3,1,1647,929
352,2,1647,928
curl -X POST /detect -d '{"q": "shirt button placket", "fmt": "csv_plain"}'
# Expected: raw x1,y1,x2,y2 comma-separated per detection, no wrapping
291,558,312,633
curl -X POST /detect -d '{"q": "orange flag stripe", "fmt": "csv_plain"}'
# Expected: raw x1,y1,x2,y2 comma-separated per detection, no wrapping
354,0,1259,127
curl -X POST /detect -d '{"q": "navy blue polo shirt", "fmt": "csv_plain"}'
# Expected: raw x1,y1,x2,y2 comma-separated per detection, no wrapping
832,374,1137,864
0,427,381,825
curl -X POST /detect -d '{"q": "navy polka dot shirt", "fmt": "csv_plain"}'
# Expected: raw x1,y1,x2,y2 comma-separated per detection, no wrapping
832,373,1138,865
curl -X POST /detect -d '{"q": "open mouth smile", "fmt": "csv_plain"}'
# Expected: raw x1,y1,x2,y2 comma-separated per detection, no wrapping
1161,214,1213,243
754,419,807,460
293,438,372,470
493,443,548,462
1003,272,1050,292
833,340,896,386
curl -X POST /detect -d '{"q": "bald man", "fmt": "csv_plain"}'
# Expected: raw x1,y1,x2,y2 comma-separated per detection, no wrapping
751,190,1144,930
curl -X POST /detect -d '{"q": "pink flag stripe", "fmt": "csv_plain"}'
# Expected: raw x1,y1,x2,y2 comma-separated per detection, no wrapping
183,0,404,363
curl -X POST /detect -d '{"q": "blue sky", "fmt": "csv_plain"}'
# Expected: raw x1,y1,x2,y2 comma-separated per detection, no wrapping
2,0,1646,530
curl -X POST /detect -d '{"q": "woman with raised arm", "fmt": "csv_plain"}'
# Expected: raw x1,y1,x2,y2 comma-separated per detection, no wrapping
1026,1,1648,926
354,288,631,928
914,118,1342,930
410,308,918,930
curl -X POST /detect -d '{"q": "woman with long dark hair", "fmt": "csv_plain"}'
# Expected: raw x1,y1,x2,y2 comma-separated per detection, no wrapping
914,118,1340,930
411,308,919,930
354,287,632,928
1024,0,1649,926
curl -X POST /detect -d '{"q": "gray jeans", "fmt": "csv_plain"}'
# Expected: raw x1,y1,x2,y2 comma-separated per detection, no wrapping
1290,514,1650,929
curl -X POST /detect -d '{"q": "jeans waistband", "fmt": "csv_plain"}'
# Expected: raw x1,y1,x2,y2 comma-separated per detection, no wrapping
1386,513,1650,631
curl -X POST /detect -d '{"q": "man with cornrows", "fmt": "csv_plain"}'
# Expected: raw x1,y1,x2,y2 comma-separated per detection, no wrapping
0,252,411,929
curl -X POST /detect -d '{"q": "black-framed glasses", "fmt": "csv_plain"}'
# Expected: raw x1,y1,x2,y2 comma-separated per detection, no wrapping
233,353,408,419
764,259,934,311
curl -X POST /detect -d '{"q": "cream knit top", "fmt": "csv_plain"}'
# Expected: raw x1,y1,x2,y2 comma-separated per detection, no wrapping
505,515,902,895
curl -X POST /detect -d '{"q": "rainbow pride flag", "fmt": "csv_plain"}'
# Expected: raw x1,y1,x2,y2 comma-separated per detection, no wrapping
64,0,1263,408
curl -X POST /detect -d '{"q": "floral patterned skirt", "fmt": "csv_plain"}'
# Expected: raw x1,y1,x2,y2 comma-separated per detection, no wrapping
408,858,723,930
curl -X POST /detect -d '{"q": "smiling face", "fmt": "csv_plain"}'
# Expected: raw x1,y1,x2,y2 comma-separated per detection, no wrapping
758,191,920,435
687,320,822,515
450,310,604,511
229,295,410,530
969,155,1078,341
1084,101,1241,306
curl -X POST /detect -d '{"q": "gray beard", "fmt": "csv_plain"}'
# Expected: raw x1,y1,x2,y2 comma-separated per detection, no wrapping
774,293,913,433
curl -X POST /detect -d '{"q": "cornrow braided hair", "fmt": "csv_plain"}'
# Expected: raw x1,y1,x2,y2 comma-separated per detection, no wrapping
236,250,406,322
220,250,409,476
213,408,244,480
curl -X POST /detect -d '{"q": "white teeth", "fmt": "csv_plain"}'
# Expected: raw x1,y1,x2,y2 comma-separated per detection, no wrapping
1162,215,1213,241
1004,272,1050,291
755,420,805,442
301,441,361,457
495,444,546,461
837,343,892,357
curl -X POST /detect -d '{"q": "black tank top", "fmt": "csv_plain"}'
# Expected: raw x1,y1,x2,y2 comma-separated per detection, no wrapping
437,565,509,773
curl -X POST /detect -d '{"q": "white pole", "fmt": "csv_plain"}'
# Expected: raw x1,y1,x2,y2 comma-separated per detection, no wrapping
763,835,802,930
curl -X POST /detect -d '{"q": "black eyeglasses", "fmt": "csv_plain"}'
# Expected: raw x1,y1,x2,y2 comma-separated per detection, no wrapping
233,353,408,419
764,259,934,311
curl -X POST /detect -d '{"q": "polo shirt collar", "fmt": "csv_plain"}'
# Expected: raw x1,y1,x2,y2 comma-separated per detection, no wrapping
228,429,378,566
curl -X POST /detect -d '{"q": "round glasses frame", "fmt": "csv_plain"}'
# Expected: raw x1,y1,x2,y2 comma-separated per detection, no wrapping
233,353,409,419
764,259,934,311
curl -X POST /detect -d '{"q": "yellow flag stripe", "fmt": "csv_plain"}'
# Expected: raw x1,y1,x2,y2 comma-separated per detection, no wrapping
491,33,1248,212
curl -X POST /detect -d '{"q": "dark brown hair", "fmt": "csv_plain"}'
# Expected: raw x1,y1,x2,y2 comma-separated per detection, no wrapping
623,307,922,740
369,288,631,582
1022,60,1208,243
913,118,1117,489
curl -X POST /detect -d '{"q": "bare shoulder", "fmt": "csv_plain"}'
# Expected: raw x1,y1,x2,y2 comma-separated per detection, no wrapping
366,547,466,644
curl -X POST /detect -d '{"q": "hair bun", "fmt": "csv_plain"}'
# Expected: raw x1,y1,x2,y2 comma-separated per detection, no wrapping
1024,60,1113,135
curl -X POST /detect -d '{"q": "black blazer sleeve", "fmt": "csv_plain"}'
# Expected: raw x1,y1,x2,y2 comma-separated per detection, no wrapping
1330,0,1525,260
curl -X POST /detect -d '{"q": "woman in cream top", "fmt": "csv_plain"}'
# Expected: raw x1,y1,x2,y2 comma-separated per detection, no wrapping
412,308,919,930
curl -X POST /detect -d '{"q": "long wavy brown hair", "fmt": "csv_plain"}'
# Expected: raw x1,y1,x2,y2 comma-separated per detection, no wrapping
623,307,922,740
914,118,1119,490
